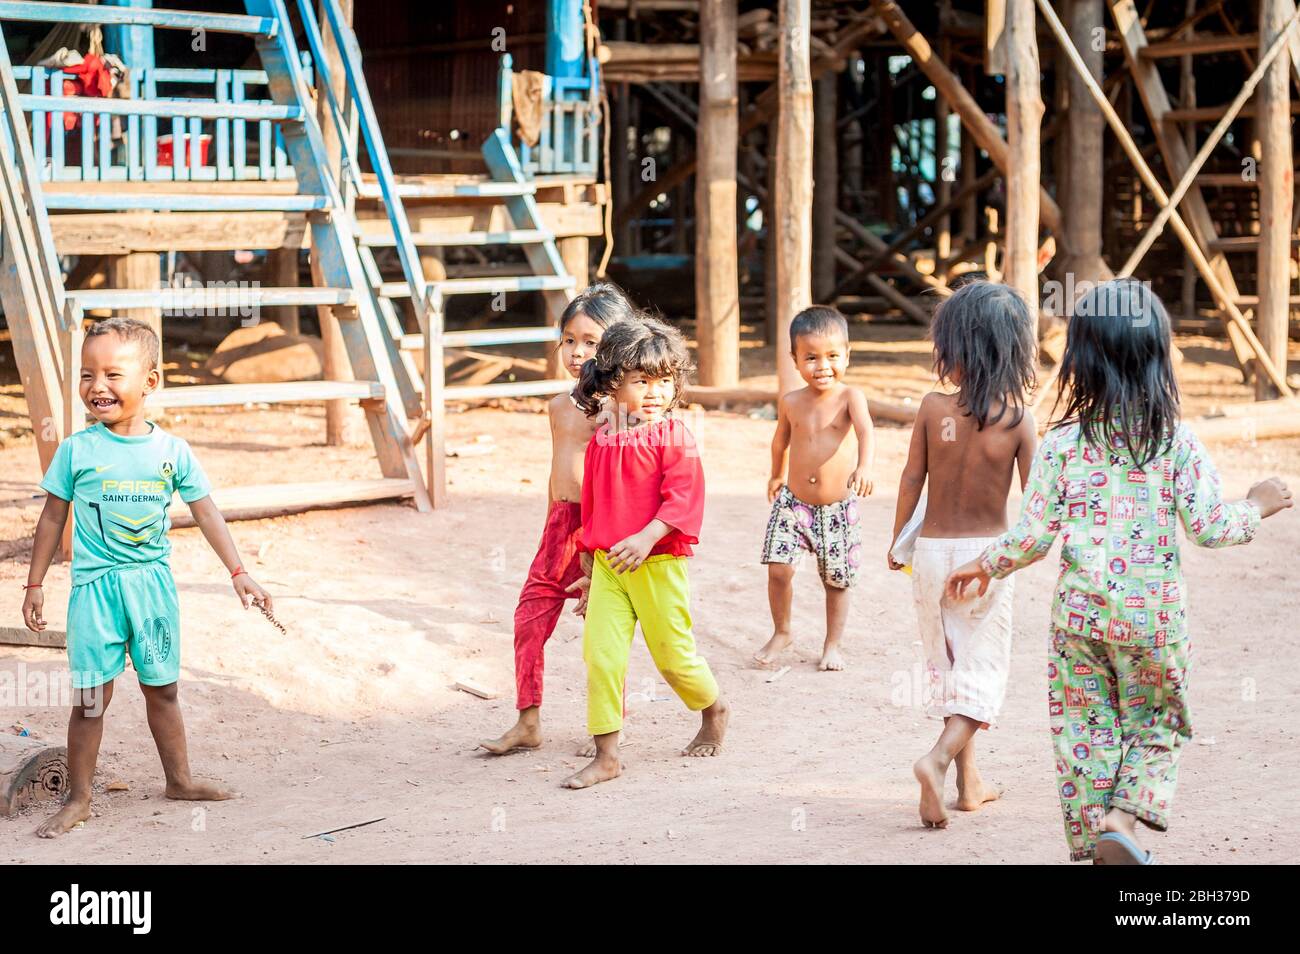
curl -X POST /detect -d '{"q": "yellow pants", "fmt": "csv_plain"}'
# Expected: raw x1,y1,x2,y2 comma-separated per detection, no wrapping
584,550,719,735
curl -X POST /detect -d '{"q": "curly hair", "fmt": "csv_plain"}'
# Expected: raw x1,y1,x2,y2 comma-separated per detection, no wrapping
573,314,694,418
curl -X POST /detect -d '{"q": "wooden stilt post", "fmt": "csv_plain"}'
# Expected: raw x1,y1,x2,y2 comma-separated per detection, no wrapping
775,0,813,396
1062,0,1108,283
813,69,838,302
314,0,363,446
266,247,300,335
1003,0,1043,331
696,0,740,387
960,62,978,245
1257,0,1293,400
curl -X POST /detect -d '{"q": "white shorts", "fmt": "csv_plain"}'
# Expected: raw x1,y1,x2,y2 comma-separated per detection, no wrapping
911,536,1015,727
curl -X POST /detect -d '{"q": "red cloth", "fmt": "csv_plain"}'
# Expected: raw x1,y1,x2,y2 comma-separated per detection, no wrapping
579,417,705,558
58,54,114,131
514,501,585,710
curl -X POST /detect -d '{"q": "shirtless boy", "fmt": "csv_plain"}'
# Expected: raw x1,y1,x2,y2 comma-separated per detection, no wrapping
755,306,875,671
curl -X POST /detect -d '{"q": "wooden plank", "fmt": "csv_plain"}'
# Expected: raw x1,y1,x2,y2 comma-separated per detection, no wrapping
145,380,383,409
696,0,741,387
0,625,66,649
168,478,415,525
49,211,311,255
1139,33,1259,58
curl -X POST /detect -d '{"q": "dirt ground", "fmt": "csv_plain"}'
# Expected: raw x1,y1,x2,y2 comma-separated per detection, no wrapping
2,326,1298,864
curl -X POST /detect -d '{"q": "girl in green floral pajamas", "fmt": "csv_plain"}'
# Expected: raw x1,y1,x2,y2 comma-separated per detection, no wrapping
947,280,1292,864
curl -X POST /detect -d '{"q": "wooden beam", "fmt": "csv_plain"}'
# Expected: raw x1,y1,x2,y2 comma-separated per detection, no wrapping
775,0,813,396
1119,4,1300,277
109,252,162,344
1139,33,1259,58
614,17,879,231
1041,0,1292,397
1257,0,1293,400
266,247,301,335
1004,0,1042,328
696,0,741,387
1107,0,1257,379
871,0,1062,235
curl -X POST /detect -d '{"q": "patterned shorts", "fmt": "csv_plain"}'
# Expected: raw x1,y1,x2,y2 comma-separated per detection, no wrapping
761,485,862,588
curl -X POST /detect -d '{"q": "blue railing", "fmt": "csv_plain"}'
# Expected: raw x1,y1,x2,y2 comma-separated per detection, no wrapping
496,53,599,178
13,65,294,182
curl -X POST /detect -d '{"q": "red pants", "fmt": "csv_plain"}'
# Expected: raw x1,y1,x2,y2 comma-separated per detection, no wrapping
514,501,585,710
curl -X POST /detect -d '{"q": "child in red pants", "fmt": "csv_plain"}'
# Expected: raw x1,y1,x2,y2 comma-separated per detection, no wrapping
480,284,635,755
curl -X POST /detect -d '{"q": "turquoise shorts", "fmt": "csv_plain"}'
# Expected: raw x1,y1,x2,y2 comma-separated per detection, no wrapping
67,562,181,689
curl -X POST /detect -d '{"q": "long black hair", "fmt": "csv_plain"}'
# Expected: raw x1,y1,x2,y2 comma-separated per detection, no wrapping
558,281,635,331
573,315,693,418
1053,278,1179,468
930,280,1036,429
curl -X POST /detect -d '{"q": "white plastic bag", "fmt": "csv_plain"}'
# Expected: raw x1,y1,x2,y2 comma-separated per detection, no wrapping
890,489,927,572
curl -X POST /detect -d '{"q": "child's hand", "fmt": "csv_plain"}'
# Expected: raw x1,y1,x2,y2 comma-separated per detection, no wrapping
945,558,990,600
22,587,45,633
566,575,592,616
848,468,873,497
767,477,784,503
886,546,904,572
1248,477,1293,518
233,573,273,613
607,532,653,575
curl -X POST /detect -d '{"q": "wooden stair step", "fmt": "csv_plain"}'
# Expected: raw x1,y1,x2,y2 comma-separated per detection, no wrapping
401,326,562,351
70,287,355,311
380,275,575,300
445,379,576,402
44,194,328,213
359,229,553,248
146,380,383,409
169,479,415,525
356,181,535,200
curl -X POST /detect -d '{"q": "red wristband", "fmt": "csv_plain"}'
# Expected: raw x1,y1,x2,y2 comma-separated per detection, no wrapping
22,583,42,590
231,567,247,580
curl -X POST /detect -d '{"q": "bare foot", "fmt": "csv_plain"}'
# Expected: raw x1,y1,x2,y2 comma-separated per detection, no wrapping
955,778,1000,812
683,698,729,757
754,630,793,667
165,779,237,801
480,718,543,755
913,754,949,829
576,732,629,757
35,798,92,838
561,755,622,789
818,646,845,671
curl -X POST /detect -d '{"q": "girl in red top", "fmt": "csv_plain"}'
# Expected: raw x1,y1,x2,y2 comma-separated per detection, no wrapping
479,283,635,757
561,318,730,789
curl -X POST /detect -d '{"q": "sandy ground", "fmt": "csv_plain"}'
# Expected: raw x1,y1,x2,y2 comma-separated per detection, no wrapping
2,327,1299,864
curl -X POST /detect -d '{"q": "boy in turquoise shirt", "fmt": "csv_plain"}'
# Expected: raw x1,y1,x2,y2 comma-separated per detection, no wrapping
21,317,271,838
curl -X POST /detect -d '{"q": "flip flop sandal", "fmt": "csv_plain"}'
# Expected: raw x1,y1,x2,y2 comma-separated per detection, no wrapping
1094,831,1157,865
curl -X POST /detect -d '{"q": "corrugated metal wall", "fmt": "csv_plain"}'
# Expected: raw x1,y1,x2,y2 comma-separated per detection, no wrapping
356,0,546,174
